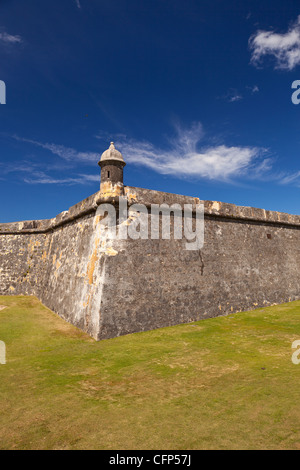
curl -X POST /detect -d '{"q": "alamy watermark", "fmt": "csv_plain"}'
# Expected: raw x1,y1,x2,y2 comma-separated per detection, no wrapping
96,197,204,250
0,341,6,364
291,81,300,105
291,340,300,365
0,80,6,104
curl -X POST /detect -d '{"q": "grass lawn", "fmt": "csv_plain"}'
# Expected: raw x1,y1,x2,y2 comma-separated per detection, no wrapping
0,295,300,450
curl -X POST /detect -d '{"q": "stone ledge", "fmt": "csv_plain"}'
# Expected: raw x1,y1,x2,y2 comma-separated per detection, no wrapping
0,186,299,234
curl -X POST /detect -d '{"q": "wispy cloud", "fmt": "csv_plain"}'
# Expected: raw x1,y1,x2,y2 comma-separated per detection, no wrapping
0,160,99,185
280,171,300,186
249,16,300,70
10,124,273,185
114,123,270,182
0,31,22,45
75,0,81,9
220,85,259,103
220,89,243,103
13,136,99,164
95,130,127,141
228,93,243,103
247,85,259,94
23,173,98,185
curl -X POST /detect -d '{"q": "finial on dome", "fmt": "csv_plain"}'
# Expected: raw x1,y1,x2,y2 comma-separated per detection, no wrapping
99,142,125,165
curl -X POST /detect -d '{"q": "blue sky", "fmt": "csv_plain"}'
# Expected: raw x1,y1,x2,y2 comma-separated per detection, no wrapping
1,0,300,222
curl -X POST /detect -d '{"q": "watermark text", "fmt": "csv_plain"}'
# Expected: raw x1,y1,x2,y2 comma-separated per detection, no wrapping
96,198,204,251
0,341,6,364
0,80,6,104
291,80,300,105
292,340,300,365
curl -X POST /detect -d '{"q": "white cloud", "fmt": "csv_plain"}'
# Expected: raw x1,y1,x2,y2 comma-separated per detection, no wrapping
6,137,101,185
220,89,243,103
116,123,269,182
0,31,22,44
249,16,300,70
220,86,259,103
280,171,300,186
229,94,243,102
0,159,99,185
11,125,271,184
13,136,99,164
24,173,98,185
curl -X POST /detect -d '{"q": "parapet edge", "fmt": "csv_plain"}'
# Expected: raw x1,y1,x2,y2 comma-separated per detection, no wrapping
0,186,299,234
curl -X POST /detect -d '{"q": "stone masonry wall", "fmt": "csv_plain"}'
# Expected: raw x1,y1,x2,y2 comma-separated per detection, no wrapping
1,186,300,340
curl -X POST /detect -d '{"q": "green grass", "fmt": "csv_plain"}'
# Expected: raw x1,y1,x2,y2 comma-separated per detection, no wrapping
0,295,300,450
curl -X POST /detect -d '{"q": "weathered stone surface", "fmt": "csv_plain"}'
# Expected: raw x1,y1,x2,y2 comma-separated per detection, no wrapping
1,186,300,340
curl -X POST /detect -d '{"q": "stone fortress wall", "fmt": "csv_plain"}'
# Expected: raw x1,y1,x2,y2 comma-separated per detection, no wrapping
1,183,300,340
